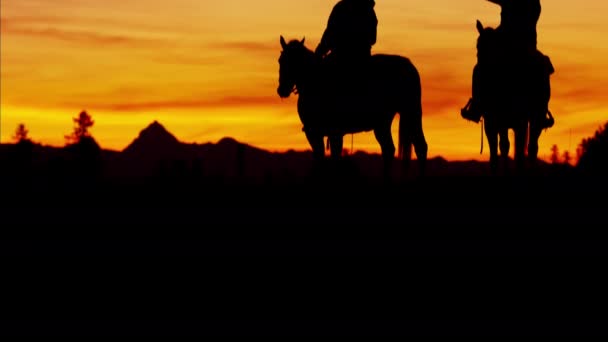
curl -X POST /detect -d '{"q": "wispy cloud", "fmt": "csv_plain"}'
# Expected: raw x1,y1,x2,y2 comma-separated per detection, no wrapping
152,54,226,66
1,17,164,47
64,94,284,112
208,41,277,55
5,27,161,47
549,63,608,111
1,16,66,27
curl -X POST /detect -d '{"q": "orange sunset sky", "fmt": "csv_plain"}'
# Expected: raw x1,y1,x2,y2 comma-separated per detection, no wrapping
1,0,607,161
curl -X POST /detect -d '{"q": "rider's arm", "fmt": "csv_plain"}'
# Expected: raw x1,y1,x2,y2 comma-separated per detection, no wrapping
368,9,378,46
316,29,332,57
315,5,340,56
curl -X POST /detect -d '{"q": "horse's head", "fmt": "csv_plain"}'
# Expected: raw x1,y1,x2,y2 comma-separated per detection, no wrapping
277,35,314,98
475,20,501,63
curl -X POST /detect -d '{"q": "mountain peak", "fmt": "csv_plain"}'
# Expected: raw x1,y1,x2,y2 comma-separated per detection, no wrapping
218,137,239,146
142,120,173,137
123,121,181,155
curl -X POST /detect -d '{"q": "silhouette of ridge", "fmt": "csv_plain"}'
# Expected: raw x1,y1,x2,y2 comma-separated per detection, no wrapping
0,119,570,184
217,136,239,146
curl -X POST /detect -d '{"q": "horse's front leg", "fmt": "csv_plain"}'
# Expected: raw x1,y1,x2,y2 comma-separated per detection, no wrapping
305,130,326,180
327,134,344,181
499,128,511,175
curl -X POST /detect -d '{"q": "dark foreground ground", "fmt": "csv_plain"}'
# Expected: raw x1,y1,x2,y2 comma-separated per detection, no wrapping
1,173,607,336
2,171,606,248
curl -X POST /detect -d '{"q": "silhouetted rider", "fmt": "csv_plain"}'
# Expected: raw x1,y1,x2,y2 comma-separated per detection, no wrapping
464,0,553,128
315,0,377,116
315,0,377,63
489,0,540,53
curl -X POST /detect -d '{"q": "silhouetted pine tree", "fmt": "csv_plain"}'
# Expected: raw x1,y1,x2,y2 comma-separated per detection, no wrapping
64,110,103,187
13,123,31,144
65,110,94,144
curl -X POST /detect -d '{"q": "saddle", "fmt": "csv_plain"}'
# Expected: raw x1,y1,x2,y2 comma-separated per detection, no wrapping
461,49,555,128
316,55,375,133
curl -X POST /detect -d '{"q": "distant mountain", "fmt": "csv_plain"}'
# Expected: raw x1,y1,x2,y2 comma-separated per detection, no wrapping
123,121,182,157
114,121,190,178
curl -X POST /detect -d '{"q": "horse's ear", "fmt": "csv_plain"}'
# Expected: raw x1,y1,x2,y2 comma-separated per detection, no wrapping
301,37,305,45
280,35,287,49
476,20,484,34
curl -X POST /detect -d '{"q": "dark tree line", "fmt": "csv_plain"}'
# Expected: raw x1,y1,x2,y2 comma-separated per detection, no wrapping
5,111,103,192
577,121,608,175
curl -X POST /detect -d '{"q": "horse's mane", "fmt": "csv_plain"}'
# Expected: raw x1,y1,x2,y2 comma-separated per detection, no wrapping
284,39,317,61
281,39,323,86
476,23,502,64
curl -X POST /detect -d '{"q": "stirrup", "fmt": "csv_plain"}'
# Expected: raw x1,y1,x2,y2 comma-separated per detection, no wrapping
461,98,482,123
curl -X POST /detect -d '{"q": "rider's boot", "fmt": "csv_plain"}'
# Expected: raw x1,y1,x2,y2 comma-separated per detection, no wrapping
542,110,555,129
462,64,483,123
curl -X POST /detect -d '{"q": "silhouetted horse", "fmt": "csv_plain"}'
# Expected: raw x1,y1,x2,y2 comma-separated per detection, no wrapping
277,36,427,180
470,20,553,174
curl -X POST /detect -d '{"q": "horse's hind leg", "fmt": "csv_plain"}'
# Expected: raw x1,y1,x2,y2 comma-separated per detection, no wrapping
485,124,499,175
400,102,427,178
499,129,511,175
328,134,344,161
410,114,428,177
374,124,396,183
328,134,345,180
528,121,543,171
513,124,528,175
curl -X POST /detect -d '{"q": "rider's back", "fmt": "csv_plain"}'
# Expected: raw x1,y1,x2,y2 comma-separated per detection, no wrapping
494,0,541,53
316,0,377,60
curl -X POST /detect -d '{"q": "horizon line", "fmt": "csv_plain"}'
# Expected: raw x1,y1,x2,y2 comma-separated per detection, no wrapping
1,138,556,165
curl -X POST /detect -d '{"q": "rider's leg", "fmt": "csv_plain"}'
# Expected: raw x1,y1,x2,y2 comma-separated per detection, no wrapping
539,53,554,129
462,64,483,123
